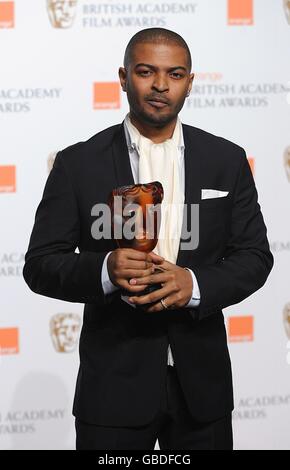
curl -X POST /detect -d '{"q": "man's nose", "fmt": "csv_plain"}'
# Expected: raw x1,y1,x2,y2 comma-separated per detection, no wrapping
152,74,169,93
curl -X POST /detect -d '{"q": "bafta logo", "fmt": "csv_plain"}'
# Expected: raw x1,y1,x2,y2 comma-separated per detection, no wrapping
47,151,57,174
47,0,77,29
284,146,290,182
284,0,290,24
283,303,290,339
50,313,81,353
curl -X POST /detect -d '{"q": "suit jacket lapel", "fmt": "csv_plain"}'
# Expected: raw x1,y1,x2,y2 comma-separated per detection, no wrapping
176,124,202,267
111,121,135,188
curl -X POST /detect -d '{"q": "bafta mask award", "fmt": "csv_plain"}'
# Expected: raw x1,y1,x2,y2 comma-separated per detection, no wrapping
47,0,78,29
108,181,164,301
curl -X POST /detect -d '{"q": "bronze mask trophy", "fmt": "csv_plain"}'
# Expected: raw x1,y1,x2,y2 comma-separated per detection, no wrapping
108,181,164,305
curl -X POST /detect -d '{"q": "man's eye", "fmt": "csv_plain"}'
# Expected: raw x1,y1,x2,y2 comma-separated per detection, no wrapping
138,70,151,76
171,73,183,79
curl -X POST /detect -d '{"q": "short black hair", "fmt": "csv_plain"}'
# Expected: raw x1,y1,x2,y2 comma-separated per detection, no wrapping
123,28,192,71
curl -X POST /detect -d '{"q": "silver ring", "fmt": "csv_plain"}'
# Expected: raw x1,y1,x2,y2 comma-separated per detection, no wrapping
160,298,169,310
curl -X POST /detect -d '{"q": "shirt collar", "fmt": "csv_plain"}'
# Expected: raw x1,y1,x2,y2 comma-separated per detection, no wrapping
123,112,185,154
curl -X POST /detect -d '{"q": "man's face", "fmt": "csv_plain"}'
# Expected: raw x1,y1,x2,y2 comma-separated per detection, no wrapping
119,42,194,127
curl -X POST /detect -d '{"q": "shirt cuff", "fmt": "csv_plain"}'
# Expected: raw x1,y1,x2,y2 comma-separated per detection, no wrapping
101,251,119,295
184,268,201,307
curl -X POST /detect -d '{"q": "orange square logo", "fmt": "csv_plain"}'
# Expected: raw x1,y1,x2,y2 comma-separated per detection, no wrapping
228,316,254,342
228,0,253,25
93,82,120,110
0,1,14,28
0,328,19,355
0,165,16,192
248,157,255,176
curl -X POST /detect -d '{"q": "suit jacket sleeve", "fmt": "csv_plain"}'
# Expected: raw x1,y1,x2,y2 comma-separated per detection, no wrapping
23,150,110,304
192,149,273,321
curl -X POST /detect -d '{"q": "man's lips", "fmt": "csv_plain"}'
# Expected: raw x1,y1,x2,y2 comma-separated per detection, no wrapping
146,98,169,109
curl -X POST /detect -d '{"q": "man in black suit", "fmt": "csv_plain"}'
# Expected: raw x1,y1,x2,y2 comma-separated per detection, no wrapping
23,28,273,450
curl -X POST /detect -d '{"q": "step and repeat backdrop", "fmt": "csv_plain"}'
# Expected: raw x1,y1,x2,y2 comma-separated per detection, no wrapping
0,0,289,450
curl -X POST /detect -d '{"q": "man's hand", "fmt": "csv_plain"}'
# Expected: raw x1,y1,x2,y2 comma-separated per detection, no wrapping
107,248,164,293
127,256,193,312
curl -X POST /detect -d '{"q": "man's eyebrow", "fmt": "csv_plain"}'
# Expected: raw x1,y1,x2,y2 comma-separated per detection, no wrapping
134,63,187,72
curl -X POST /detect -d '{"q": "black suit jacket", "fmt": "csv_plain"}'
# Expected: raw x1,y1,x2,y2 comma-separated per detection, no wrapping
23,122,273,426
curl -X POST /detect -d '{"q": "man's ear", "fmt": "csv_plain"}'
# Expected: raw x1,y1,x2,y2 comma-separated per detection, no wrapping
188,72,194,94
119,67,127,92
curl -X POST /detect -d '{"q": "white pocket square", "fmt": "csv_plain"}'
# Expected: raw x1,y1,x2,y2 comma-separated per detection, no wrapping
201,189,229,200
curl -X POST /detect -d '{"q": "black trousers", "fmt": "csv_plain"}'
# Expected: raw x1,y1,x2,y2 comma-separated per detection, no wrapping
75,365,233,450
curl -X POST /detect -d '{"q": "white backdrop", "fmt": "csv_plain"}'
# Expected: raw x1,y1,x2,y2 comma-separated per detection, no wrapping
0,0,289,450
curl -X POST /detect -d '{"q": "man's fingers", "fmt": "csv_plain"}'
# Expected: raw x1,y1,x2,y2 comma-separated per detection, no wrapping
120,267,154,279
145,294,178,312
123,283,150,293
148,251,164,264
129,272,172,286
128,284,172,306
117,278,149,293
124,249,153,263
123,260,154,270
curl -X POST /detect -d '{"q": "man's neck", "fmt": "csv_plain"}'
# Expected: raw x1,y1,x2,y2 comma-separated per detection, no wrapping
129,112,177,144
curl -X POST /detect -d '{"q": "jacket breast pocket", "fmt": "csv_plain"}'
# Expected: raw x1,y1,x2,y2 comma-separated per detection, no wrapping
200,196,230,209
199,197,232,232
